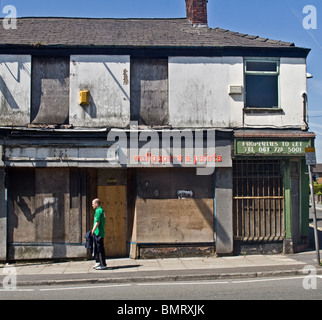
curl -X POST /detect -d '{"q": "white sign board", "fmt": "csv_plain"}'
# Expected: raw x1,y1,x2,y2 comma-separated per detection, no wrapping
305,147,317,166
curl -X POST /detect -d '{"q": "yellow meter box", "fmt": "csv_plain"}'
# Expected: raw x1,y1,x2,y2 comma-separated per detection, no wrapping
79,90,90,106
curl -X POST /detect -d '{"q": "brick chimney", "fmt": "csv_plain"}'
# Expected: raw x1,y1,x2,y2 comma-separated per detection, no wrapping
186,0,208,26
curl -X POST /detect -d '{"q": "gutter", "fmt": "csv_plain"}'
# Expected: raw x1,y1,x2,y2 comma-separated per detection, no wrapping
0,44,311,58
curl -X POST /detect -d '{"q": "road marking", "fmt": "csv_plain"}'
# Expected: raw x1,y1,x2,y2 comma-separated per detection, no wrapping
137,281,229,286
232,276,306,284
2,276,321,293
0,289,34,292
39,284,131,292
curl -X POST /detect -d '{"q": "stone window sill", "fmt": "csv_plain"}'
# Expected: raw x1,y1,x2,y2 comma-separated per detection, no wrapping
243,108,284,114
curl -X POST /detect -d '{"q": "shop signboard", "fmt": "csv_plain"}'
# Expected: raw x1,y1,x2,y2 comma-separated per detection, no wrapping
235,139,312,156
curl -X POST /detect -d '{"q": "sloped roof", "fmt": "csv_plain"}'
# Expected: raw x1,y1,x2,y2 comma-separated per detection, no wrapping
313,164,322,173
0,17,297,49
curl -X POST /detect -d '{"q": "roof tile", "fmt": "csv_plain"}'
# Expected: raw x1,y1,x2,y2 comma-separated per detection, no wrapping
0,17,296,49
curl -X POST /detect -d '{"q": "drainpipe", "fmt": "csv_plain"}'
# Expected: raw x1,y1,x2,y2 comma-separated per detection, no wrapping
302,93,309,131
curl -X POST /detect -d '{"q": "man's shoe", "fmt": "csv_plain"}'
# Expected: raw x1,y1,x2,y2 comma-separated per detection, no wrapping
93,263,100,269
95,265,107,270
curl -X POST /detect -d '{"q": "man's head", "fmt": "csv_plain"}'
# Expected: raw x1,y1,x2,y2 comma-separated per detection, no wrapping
92,198,101,210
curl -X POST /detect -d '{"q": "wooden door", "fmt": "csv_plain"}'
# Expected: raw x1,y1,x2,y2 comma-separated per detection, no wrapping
98,185,127,258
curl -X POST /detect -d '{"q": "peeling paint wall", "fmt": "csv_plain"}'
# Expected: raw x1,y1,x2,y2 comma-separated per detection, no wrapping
169,56,243,128
243,58,307,128
69,55,130,128
169,56,307,129
0,55,307,130
0,55,31,126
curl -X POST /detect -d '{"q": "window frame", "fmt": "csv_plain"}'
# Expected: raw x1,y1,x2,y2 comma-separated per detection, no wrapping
244,58,281,110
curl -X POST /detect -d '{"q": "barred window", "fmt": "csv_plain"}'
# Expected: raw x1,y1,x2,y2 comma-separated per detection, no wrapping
233,160,285,241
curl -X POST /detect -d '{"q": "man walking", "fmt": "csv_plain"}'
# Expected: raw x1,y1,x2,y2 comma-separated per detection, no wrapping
91,198,107,270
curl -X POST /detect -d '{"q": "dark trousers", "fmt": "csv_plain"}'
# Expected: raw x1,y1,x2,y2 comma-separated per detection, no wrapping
95,237,106,267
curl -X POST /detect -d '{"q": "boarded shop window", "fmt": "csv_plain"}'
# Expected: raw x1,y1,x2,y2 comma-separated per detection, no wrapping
130,59,168,126
7,168,88,246
136,168,214,243
31,56,70,124
233,160,285,241
245,59,279,109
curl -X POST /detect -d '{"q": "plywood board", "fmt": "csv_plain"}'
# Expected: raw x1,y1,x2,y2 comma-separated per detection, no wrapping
136,198,213,243
98,185,127,257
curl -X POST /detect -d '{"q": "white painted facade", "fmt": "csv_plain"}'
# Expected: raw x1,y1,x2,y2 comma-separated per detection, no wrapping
0,55,308,130
0,55,31,127
169,56,244,128
169,56,307,129
243,57,307,128
69,55,130,128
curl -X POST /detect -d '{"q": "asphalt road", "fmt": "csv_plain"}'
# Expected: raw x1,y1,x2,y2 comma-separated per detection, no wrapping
309,205,322,249
1,276,321,301
0,207,321,304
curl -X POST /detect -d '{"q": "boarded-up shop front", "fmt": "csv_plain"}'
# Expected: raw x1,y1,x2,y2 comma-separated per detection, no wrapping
133,168,214,258
7,167,130,261
128,130,234,258
3,129,233,261
3,135,130,261
7,168,89,260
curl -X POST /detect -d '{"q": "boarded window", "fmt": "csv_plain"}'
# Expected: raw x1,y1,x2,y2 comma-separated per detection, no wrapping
233,160,285,241
7,168,87,246
136,168,214,243
130,59,168,126
137,168,213,199
8,168,70,244
31,56,70,124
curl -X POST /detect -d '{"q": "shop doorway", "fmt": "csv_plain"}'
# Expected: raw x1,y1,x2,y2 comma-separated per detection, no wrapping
97,170,127,258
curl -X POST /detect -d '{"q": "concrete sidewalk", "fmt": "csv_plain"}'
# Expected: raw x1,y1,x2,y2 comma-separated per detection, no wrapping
0,251,321,287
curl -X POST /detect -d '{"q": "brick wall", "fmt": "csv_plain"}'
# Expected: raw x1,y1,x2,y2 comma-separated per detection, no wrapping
186,0,208,25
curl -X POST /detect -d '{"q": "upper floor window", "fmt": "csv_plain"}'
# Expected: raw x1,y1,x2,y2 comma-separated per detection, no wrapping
130,58,168,126
31,56,70,124
245,59,279,109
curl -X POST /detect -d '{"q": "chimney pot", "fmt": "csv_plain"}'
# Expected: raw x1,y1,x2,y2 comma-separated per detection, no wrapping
186,0,208,26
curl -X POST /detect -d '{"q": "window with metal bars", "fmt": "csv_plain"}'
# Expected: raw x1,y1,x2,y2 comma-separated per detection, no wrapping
233,160,285,241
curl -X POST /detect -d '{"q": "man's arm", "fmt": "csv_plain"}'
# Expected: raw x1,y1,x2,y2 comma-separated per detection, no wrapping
91,221,100,236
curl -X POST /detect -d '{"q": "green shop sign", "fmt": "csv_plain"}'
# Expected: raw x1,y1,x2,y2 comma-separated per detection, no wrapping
235,139,312,156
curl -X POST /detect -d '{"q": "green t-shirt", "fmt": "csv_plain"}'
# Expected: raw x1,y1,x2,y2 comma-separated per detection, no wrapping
93,206,105,238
